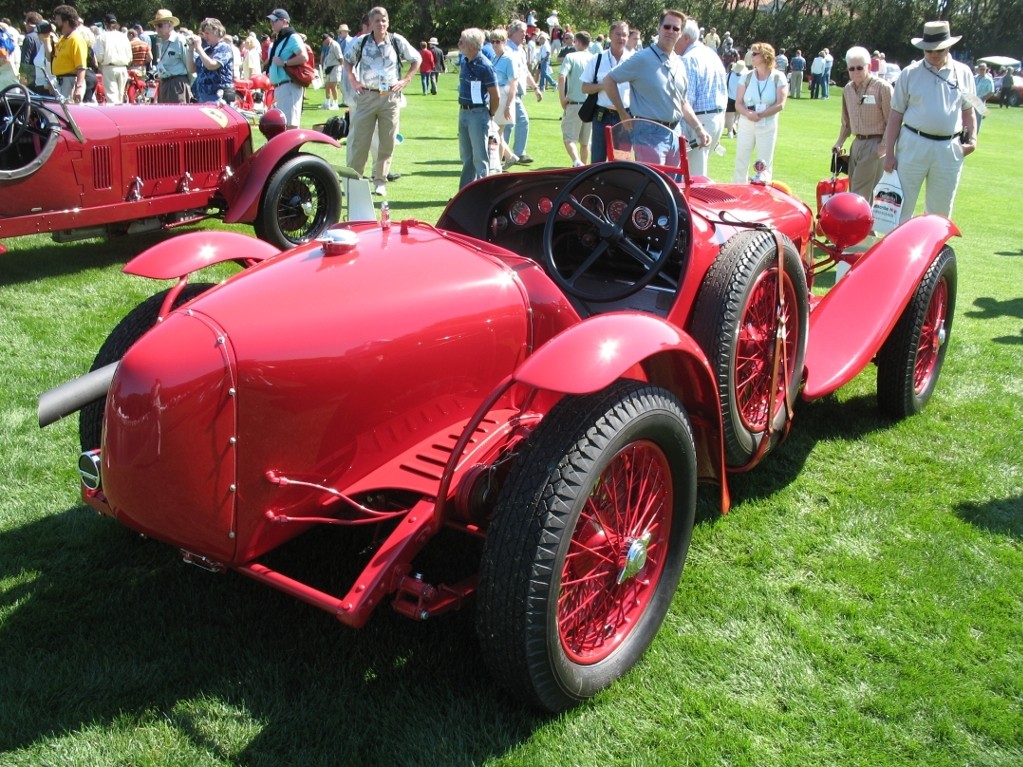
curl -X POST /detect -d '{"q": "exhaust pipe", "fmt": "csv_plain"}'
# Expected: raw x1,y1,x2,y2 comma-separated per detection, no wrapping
38,362,118,428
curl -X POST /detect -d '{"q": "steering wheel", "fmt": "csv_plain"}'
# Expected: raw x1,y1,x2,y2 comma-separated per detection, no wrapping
542,162,680,303
0,83,40,155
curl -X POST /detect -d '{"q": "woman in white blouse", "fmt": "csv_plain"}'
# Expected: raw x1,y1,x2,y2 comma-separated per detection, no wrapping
732,42,788,183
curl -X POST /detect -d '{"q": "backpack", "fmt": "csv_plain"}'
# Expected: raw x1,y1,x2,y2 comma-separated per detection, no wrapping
322,112,350,140
354,33,406,76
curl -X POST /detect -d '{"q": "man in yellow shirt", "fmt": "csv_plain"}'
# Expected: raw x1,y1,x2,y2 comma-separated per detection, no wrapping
49,4,87,102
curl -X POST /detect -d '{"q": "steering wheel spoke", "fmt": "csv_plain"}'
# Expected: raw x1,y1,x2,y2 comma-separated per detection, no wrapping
542,162,681,303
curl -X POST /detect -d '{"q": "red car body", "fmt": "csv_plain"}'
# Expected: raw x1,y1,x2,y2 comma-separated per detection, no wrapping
0,84,341,252
39,121,958,712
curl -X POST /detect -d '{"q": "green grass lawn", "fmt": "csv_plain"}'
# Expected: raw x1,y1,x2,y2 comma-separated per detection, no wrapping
1,81,1021,767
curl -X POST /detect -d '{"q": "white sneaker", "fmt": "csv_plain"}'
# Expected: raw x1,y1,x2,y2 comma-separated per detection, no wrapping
502,154,519,171
328,102,339,111
319,102,331,109
572,160,584,167
373,183,387,196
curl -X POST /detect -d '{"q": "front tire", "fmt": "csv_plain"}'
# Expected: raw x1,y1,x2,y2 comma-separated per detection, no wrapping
691,230,809,467
254,154,341,250
876,246,956,418
79,283,213,451
477,380,697,712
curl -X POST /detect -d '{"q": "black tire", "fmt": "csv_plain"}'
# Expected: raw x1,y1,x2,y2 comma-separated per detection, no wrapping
876,245,956,419
79,283,214,451
1009,92,1020,108
254,154,341,250
477,380,697,712
690,230,809,467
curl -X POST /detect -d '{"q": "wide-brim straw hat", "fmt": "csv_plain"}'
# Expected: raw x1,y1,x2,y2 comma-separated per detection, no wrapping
912,20,961,51
150,9,179,27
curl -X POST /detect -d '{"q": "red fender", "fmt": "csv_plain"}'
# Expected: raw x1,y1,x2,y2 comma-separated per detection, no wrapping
123,231,280,280
221,130,341,224
803,214,960,399
512,312,731,511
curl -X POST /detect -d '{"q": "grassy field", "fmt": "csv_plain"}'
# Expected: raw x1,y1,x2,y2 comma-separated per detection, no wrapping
1,81,1021,767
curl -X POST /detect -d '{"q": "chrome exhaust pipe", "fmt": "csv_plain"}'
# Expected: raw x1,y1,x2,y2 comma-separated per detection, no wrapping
38,362,118,428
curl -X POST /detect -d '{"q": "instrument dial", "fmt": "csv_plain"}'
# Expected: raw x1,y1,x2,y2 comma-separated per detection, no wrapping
510,201,531,226
631,206,653,230
580,194,605,217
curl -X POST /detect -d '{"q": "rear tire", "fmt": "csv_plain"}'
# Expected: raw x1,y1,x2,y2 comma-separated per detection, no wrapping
876,246,956,418
79,283,213,451
691,230,809,467
477,381,697,712
254,154,341,249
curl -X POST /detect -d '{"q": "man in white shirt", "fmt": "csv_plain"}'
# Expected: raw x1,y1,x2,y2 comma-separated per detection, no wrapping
93,14,133,103
580,20,632,162
504,20,543,164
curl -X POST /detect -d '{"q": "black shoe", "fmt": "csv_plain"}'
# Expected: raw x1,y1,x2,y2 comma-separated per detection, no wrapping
517,154,535,164
386,173,401,182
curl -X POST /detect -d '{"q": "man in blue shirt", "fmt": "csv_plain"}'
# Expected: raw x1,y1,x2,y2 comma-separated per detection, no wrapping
266,9,308,128
789,49,805,98
457,28,499,188
677,17,727,177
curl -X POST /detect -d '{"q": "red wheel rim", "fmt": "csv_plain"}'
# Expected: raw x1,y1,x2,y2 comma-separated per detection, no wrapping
734,268,800,431
558,440,673,665
914,278,948,394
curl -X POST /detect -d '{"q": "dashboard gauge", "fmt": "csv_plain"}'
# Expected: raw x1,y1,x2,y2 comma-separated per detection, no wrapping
608,199,628,222
580,194,605,217
631,206,654,230
559,197,578,218
509,200,532,226
537,197,554,214
657,214,670,229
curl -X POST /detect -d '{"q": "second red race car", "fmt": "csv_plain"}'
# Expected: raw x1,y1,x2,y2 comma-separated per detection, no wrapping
0,84,341,253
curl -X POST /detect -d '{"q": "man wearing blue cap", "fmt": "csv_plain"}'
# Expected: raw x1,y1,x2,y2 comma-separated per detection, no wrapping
266,8,308,128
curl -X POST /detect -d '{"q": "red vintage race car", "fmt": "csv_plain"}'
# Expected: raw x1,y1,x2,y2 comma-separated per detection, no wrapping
0,83,340,253
39,119,957,712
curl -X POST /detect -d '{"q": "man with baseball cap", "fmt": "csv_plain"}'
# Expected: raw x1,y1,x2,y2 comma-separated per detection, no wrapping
266,8,309,128
882,20,980,223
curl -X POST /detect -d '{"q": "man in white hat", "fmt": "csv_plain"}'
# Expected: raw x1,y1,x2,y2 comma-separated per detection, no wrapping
428,36,445,91
151,8,194,103
882,20,979,223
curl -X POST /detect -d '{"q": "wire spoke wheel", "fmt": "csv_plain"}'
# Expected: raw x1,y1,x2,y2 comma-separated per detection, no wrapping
877,245,957,418
558,440,672,665
478,381,697,712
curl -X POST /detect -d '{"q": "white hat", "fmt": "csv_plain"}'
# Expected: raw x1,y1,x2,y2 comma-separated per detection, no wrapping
911,20,961,51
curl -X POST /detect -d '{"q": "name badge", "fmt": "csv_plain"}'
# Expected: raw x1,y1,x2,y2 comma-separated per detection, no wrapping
755,102,767,113
862,94,877,105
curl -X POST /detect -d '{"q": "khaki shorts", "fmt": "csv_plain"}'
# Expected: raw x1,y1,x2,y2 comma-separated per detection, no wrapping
562,103,593,145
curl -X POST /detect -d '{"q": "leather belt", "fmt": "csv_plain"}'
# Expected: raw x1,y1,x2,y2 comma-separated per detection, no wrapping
855,134,882,140
694,108,723,115
904,125,956,141
645,118,679,130
459,103,486,110
566,100,583,104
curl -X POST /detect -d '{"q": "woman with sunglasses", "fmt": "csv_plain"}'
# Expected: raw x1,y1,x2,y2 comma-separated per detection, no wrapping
832,46,893,200
732,42,788,183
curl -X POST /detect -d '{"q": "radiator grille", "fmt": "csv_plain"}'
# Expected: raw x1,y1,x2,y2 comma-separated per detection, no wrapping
184,138,225,174
137,143,181,180
92,145,112,189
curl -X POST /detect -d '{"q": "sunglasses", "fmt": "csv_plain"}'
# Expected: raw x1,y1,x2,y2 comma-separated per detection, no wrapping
661,24,681,31
848,65,865,71
751,51,762,56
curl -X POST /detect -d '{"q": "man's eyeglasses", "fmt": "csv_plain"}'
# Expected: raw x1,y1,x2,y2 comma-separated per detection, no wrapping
661,24,680,32
848,65,865,71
